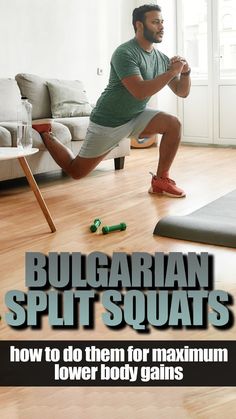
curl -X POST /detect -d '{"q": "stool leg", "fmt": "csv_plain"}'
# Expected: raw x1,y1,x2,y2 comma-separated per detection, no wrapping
18,156,56,233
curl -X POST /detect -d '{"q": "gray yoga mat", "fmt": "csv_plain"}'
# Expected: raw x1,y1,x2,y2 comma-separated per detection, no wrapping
153,189,236,248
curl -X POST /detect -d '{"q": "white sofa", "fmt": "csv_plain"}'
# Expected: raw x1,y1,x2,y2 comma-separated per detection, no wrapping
0,74,130,181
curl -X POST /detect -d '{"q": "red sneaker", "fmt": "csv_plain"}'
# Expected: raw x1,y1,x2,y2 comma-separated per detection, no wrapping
32,123,52,134
148,173,185,198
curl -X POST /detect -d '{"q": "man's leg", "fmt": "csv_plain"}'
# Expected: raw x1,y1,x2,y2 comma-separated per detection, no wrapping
42,132,108,179
139,111,181,178
139,111,185,197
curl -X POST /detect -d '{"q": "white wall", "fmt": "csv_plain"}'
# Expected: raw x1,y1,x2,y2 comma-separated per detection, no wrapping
0,0,176,111
0,0,136,103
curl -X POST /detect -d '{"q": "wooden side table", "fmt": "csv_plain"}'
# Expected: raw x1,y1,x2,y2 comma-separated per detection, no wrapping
0,147,56,233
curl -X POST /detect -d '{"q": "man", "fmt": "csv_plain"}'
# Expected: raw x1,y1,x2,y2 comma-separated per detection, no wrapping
42,4,191,197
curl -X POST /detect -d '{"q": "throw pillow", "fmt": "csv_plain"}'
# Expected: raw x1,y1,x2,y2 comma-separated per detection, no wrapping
47,80,92,118
16,73,52,119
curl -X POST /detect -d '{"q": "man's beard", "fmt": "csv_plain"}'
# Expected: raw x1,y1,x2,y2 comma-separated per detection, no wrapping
143,25,162,44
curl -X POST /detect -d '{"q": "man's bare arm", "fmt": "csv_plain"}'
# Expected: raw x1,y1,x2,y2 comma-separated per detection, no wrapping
168,56,191,98
168,72,191,98
121,60,184,100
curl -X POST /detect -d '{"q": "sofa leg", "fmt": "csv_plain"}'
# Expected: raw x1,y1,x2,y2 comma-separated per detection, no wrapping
114,157,125,170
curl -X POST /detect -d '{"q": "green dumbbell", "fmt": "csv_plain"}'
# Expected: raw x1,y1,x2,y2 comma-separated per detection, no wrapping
90,218,102,232
102,222,127,234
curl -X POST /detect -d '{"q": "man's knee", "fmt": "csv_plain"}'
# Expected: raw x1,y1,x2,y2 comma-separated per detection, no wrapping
167,115,181,133
66,166,87,180
69,169,88,180
65,153,108,179
147,112,182,136
71,173,83,180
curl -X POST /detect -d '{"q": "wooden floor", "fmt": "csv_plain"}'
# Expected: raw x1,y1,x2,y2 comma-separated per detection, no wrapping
1,144,236,418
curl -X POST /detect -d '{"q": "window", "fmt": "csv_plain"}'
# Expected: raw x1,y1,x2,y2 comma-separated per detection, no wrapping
181,0,208,79
219,0,236,78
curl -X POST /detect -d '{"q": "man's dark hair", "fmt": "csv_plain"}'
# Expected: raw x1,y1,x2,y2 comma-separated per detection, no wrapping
132,4,161,32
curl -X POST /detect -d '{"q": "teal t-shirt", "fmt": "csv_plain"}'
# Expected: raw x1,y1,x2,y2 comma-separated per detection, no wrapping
90,38,170,127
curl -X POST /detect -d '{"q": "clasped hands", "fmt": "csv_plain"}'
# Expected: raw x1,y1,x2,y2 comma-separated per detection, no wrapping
169,55,191,75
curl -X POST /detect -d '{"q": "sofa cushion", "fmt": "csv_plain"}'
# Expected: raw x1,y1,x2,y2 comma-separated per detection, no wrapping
32,122,71,150
15,73,52,119
2,121,37,149
0,125,12,146
33,129,71,150
0,79,21,122
0,123,17,146
47,80,92,118
33,120,72,150
54,116,89,141
1,120,71,150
